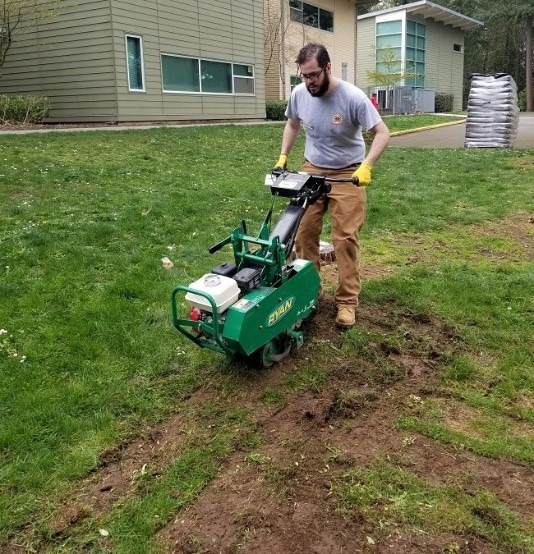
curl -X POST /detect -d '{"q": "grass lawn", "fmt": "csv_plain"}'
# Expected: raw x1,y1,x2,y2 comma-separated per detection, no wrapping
0,118,532,553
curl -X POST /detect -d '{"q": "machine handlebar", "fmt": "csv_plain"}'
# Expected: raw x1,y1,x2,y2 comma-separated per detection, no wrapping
271,168,359,186
325,176,359,185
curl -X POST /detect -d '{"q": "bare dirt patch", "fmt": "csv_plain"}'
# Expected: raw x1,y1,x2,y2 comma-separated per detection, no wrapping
155,298,533,554
14,218,532,554
36,294,532,554
479,212,534,259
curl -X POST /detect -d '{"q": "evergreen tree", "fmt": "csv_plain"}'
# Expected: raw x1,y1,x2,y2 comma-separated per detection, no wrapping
480,0,533,110
436,0,533,110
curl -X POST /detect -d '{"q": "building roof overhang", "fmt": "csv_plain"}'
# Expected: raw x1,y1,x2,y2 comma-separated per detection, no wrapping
358,0,484,32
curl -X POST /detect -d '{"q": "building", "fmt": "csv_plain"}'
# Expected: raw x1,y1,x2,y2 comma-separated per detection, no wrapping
0,0,265,123
357,1,483,112
264,0,379,101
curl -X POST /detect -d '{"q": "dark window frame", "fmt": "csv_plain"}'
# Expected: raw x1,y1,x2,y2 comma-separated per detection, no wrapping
125,34,145,92
289,1,333,32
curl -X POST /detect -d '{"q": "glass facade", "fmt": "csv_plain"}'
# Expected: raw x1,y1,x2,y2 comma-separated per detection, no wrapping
375,21,402,77
375,19,426,88
405,20,425,87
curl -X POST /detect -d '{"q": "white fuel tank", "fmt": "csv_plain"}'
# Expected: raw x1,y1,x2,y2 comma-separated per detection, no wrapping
185,273,240,314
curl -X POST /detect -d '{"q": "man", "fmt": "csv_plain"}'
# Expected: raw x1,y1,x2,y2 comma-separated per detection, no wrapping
274,43,389,329
370,92,380,112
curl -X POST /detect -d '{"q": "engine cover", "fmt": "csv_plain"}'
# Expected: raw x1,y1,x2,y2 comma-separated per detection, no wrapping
185,273,240,314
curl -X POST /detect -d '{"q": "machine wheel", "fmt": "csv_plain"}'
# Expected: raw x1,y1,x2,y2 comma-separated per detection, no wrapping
254,336,291,369
258,339,279,368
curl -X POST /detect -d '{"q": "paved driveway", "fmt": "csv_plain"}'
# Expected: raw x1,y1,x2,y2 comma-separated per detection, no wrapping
389,113,534,149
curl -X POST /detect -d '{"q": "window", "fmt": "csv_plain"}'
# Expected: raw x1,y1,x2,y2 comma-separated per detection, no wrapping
375,20,402,83
319,8,333,32
289,1,303,23
405,21,425,87
126,35,145,92
162,56,199,92
377,20,402,35
289,1,334,32
233,64,255,94
303,3,318,27
201,60,232,93
161,55,255,95
375,19,426,88
453,43,463,53
290,75,300,91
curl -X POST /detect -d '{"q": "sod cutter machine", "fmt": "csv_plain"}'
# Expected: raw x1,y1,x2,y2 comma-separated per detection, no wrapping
171,170,357,367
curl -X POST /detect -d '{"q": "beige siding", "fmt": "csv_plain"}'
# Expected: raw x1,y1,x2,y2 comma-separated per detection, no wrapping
424,20,464,111
0,0,265,123
356,18,376,89
0,0,117,122
265,0,358,101
110,0,265,121
264,0,285,100
109,2,162,121
286,0,357,98
331,0,357,83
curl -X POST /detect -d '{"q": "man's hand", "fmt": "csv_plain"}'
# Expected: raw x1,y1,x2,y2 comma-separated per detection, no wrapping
352,161,373,186
273,154,288,172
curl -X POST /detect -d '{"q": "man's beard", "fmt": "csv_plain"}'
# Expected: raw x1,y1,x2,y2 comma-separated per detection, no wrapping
307,73,330,97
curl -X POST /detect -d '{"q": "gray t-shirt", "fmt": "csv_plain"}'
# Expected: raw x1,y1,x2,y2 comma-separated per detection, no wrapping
285,80,382,169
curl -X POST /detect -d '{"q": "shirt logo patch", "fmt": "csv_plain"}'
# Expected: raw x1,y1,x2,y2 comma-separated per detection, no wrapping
332,114,343,125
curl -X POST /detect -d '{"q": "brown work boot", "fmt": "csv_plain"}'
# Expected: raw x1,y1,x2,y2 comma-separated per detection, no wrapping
336,305,356,329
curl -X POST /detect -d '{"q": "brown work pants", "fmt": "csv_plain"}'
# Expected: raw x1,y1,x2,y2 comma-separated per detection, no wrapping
295,161,367,308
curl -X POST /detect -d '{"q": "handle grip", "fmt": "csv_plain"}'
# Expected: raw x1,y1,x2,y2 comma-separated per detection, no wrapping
325,176,359,186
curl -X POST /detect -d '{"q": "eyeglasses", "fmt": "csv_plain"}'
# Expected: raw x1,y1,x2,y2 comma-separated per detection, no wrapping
299,67,325,82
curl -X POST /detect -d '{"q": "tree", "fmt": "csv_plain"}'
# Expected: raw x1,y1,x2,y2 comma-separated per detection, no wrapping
264,0,315,100
364,0,410,11
264,0,285,78
481,1,534,111
0,0,64,78
366,47,402,90
362,0,534,111
366,46,420,111
527,14,533,110
430,0,533,111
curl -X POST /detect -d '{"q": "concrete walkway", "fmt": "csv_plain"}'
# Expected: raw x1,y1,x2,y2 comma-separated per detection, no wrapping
1,113,534,149
389,112,534,149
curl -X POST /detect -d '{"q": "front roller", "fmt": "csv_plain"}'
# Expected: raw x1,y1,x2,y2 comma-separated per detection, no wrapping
254,336,291,368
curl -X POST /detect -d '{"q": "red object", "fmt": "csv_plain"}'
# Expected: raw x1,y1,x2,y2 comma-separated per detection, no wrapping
189,306,201,321
189,306,202,335
370,94,379,112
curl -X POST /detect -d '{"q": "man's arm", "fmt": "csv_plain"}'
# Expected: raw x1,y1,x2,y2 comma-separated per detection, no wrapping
280,117,301,156
363,121,390,166
352,120,390,186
